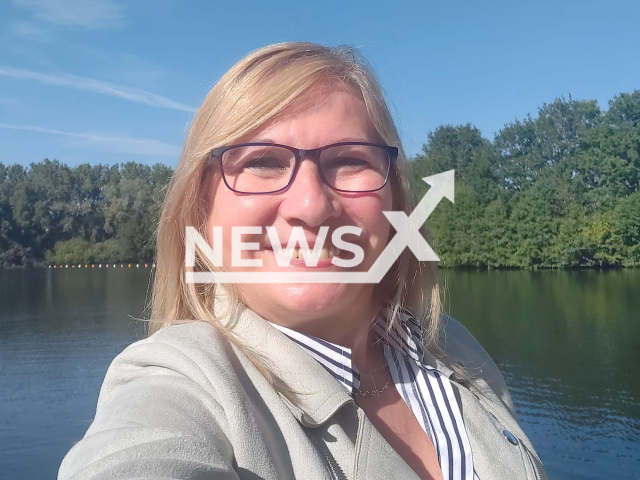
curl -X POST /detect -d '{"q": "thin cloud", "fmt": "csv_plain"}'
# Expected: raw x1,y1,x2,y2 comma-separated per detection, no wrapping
9,21,56,43
10,0,124,30
0,66,197,113
0,97,19,106
0,123,180,157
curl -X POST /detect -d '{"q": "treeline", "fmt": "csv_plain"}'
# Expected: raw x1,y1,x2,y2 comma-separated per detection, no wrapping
1,91,639,268
0,161,172,268
412,91,640,268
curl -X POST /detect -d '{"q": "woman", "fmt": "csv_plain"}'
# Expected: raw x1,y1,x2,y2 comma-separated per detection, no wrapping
59,43,548,480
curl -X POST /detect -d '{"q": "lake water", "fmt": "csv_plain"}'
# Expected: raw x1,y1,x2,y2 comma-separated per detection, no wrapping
0,268,638,479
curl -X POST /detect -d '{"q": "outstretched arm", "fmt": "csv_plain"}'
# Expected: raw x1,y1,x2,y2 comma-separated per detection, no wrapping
58,328,240,480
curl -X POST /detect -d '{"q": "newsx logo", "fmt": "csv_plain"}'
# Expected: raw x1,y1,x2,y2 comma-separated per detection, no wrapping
186,170,454,284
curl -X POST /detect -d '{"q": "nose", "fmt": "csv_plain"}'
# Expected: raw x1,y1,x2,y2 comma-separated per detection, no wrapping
278,157,342,227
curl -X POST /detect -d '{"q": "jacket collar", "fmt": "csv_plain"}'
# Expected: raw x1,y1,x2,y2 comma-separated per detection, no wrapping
269,321,361,396
214,290,354,427
213,289,455,427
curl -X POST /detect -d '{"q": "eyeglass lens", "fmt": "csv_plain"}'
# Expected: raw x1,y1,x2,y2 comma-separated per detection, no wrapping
220,144,391,193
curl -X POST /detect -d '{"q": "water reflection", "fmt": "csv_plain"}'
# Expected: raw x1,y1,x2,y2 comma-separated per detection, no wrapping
440,269,640,479
0,269,148,480
0,269,638,479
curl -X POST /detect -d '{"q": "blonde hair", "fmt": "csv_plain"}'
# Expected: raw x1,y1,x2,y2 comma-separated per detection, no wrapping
149,42,442,381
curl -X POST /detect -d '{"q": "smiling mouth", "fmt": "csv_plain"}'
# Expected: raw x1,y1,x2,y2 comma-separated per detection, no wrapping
269,246,342,261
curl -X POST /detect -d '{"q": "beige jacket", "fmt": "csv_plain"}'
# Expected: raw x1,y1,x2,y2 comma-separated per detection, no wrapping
58,304,548,480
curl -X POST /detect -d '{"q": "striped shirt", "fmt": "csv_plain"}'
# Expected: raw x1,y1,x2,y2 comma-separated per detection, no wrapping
271,312,476,480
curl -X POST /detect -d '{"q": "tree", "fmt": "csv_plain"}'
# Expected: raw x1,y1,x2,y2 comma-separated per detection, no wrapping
409,92,639,269
495,96,602,192
411,124,501,204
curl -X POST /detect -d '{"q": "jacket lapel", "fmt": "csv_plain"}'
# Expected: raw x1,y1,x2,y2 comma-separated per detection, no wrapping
352,409,422,480
214,291,354,427
213,292,462,480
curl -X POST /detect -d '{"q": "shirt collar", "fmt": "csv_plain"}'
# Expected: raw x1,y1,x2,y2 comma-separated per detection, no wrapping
270,310,453,397
214,288,452,427
269,322,361,396
214,291,353,427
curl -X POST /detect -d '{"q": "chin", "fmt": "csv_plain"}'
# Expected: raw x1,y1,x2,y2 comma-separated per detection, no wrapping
282,283,353,312
245,282,361,320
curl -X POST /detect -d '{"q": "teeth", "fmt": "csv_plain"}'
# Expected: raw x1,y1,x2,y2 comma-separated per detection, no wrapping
278,247,341,259
299,248,317,261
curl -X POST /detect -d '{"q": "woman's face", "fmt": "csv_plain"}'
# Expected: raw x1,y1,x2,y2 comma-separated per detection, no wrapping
207,85,393,334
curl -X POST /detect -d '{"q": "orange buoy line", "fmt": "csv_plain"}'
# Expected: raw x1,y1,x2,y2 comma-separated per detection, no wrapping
48,263,155,269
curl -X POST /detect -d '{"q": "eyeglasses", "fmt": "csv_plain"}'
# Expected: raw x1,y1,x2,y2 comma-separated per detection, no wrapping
208,141,398,194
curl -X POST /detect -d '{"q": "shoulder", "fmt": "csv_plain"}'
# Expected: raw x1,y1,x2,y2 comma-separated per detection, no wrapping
109,320,228,370
437,314,517,417
59,322,244,479
97,321,236,409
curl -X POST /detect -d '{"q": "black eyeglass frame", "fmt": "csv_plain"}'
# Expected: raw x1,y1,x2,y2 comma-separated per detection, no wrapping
207,141,399,195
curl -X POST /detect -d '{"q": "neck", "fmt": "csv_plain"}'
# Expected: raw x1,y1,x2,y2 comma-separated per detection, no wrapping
246,285,388,374
320,296,387,379
261,286,382,347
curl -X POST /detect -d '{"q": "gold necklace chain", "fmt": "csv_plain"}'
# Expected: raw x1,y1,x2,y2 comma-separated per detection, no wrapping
356,377,392,397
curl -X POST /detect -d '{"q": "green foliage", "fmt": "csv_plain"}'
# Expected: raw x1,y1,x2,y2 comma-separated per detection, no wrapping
0,161,172,267
411,124,501,205
2,91,639,269
493,96,603,192
45,238,124,265
411,91,640,269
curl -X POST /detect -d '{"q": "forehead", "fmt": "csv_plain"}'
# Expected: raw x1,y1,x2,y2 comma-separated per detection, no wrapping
244,83,382,148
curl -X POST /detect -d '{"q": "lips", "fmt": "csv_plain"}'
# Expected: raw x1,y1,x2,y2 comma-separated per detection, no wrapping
259,231,359,264
274,246,341,260
268,246,341,269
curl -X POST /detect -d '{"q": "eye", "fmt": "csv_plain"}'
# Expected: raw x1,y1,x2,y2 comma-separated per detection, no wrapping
244,156,289,171
324,156,372,170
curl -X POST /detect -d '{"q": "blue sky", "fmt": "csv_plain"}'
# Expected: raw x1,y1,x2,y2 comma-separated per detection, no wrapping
1,0,639,168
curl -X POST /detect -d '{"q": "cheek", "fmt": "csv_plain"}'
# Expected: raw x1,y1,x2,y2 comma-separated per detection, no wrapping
208,183,279,265
209,181,275,229
344,193,393,251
